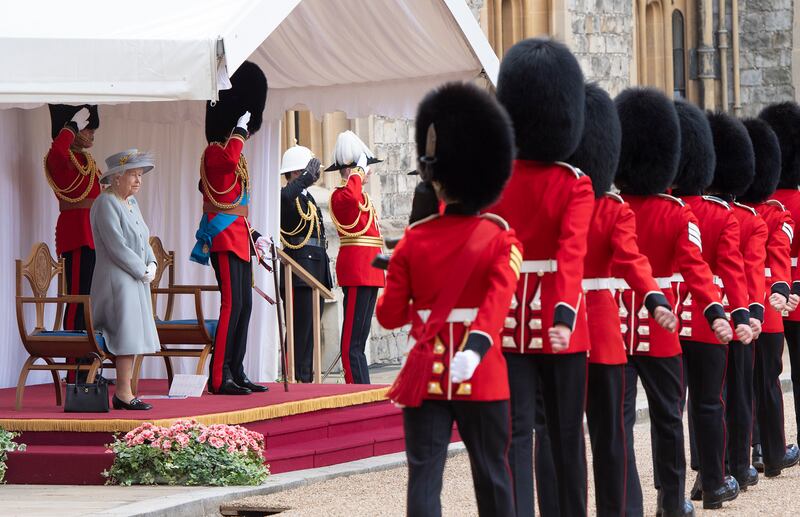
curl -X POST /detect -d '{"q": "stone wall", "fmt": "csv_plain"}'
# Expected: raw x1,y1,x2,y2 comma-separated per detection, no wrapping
739,0,795,116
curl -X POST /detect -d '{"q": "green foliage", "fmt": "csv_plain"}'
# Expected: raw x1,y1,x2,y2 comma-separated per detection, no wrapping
0,428,26,484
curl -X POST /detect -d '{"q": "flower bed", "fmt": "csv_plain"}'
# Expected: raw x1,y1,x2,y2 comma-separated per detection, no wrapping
104,420,269,486
0,428,26,483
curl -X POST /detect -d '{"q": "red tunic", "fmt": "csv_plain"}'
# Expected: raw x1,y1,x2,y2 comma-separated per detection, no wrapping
201,135,253,262
731,202,768,322
747,200,794,333
376,214,521,401
621,194,724,357
487,160,594,354
771,189,800,322
45,128,101,255
330,173,386,287
584,194,663,365
677,196,750,343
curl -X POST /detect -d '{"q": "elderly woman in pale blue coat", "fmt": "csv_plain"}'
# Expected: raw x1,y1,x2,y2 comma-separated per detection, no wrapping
90,149,160,410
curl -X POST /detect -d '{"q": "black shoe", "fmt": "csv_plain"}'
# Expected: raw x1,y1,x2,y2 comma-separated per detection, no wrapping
235,378,269,392
733,466,759,490
702,476,739,509
752,444,765,472
112,395,152,410
662,500,695,517
209,378,252,395
765,443,800,477
689,475,702,501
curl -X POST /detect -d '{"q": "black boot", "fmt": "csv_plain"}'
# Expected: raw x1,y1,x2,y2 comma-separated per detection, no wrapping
662,500,695,517
701,476,739,510
689,475,702,501
733,466,759,490
235,377,269,393
752,444,764,472
209,378,252,395
764,443,800,477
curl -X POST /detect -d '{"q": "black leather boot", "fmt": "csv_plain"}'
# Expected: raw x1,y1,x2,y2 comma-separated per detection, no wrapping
235,377,269,392
701,476,739,509
765,443,800,477
689,475,702,501
661,500,695,517
733,466,759,490
752,444,764,472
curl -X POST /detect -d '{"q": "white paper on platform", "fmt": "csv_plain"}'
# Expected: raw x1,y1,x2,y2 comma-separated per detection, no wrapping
168,374,208,398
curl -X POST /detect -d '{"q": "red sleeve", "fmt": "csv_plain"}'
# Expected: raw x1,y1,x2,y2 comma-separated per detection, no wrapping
553,176,594,328
203,136,244,187
46,127,77,185
675,206,725,324
375,231,412,330
767,212,793,298
716,213,750,325
330,173,364,225
747,219,768,320
609,203,661,298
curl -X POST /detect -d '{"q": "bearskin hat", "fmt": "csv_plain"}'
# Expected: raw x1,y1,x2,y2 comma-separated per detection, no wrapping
414,81,513,211
671,101,715,196
614,88,680,195
566,83,620,198
205,61,268,143
48,104,99,140
706,112,754,197
758,102,800,188
739,118,782,203
496,38,585,162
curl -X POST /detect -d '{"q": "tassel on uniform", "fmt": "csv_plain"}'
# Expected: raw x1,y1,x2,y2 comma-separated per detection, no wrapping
387,344,433,408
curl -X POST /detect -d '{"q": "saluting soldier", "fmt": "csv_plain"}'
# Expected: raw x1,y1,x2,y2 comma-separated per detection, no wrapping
487,38,594,517
377,81,518,517
614,88,731,517
279,145,332,382
328,131,385,384
45,104,102,382
190,61,269,395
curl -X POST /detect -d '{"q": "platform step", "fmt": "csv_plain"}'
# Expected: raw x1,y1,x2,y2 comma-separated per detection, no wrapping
5,445,111,485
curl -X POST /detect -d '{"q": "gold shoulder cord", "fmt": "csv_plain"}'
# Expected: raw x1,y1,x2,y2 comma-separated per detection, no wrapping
200,148,250,210
43,150,99,203
329,173,377,238
280,197,321,250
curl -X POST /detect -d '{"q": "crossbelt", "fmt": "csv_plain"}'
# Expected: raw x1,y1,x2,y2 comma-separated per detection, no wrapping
520,259,557,274
417,308,479,324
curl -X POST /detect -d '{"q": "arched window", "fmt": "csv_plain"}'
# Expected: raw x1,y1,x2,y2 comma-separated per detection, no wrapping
672,10,686,98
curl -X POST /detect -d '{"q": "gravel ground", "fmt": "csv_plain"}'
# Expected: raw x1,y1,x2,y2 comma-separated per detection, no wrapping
229,394,799,516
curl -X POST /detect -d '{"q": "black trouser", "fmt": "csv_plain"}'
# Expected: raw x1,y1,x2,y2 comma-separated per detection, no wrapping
623,364,644,517
784,321,800,441
341,286,377,384
403,399,514,517
624,354,686,514
506,352,587,517
61,246,96,383
753,332,787,467
535,363,627,517
289,287,324,383
533,391,560,517
681,340,728,491
726,340,755,477
210,252,252,390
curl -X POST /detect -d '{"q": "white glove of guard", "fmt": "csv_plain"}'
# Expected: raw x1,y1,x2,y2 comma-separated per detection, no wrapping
236,111,251,132
71,107,91,131
450,350,481,384
143,262,157,283
255,236,269,257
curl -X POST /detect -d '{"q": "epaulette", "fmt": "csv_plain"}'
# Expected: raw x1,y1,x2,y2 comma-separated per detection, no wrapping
480,213,510,230
554,161,585,179
765,199,787,211
702,195,731,209
604,192,624,204
657,193,685,206
408,213,440,230
732,201,758,216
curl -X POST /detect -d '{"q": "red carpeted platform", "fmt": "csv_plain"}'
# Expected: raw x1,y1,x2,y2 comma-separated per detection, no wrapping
0,380,455,485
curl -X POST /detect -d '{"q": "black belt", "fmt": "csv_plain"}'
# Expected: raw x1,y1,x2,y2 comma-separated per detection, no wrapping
286,236,325,248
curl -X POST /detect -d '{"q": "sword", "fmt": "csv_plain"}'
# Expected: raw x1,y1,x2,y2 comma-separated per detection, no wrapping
269,238,290,392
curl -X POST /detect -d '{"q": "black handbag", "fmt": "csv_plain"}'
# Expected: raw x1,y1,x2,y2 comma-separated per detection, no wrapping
64,356,110,413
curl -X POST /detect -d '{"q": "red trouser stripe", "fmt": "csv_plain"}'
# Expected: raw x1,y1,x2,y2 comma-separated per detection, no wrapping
212,253,232,390
65,250,82,330
341,287,358,384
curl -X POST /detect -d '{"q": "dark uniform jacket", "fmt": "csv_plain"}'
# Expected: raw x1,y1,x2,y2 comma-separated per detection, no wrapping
280,178,332,289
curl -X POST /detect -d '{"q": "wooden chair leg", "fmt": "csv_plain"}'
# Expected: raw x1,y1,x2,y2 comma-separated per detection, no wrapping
195,345,212,376
42,358,63,406
131,355,143,396
86,358,100,384
163,355,174,387
15,356,37,411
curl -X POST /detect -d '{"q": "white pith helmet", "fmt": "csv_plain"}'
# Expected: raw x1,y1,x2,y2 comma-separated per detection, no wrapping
280,145,314,174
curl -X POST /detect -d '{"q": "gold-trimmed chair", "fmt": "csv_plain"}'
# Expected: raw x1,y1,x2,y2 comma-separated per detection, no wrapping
134,236,218,389
15,243,114,410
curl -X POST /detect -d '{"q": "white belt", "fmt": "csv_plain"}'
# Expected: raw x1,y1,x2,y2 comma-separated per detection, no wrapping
793,258,798,267
417,308,478,324
520,259,557,274
654,274,684,288
765,268,773,278
582,278,628,291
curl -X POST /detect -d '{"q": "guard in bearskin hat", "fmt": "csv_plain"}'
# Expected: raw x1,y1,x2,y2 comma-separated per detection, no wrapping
190,61,269,395
738,115,800,477
327,130,386,384
376,81,518,516
485,37,593,517
761,102,800,447
615,88,731,517
533,83,677,517
673,108,752,509
45,104,102,382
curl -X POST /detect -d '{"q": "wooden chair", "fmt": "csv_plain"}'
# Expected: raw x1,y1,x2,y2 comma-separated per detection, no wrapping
135,236,218,389
15,243,114,410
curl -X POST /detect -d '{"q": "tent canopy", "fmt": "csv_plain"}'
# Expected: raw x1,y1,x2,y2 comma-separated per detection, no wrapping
0,0,498,119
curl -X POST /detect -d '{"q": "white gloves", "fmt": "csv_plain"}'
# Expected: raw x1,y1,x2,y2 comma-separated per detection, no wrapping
71,107,91,131
450,350,481,384
143,263,157,283
236,111,251,132
255,236,270,257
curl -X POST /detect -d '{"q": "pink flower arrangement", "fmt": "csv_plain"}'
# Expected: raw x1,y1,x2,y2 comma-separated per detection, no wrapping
115,419,265,458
